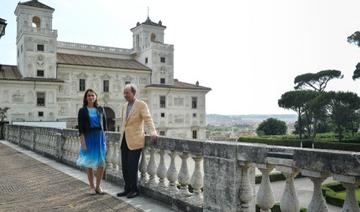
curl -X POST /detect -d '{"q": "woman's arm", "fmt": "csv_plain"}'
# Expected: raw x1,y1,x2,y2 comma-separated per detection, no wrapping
102,107,108,131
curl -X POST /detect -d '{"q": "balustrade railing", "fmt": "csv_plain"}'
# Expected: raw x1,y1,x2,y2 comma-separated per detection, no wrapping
3,124,360,212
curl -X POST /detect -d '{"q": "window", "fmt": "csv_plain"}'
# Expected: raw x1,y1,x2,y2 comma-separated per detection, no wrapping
192,130,198,139
37,44,44,51
160,131,165,136
145,57,148,64
160,78,165,84
161,113,165,118
193,113,197,118
38,111,44,117
36,92,45,106
125,81,131,85
79,79,86,91
37,70,44,77
151,33,156,42
160,57,165,63
32,16,41,29
103,80,109,92
160,96,166,108
192,97,198,109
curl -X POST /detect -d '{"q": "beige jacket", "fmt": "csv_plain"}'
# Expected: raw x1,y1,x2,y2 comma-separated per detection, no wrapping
120,99,156,150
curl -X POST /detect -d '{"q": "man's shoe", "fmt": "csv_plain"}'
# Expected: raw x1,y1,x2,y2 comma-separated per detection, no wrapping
126,191,139,199
116,191,129,197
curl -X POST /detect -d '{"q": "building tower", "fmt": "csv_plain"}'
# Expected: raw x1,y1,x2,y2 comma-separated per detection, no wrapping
131,17,174,85
15,0,58,79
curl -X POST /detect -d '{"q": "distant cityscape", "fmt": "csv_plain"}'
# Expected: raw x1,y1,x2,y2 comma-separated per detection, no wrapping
206,114,297,141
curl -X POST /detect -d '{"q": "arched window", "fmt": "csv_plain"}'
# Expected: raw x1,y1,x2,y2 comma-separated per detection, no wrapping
151,33,156,42
32,16,41,31
136,34,140,48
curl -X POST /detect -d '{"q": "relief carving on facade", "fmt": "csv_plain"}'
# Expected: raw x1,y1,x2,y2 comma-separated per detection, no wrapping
26,91,34,103
12,90,25,103
174,97,184,106
3,90,9,103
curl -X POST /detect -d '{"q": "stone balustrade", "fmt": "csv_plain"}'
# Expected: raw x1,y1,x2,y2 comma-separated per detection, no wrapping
57,41,133,55
3,124,360,212
18,26,57,39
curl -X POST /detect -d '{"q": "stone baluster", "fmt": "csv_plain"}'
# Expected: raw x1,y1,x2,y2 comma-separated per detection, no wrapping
147,146,157,188
71,138,77,161
237,161,253,212
280,168,300,212
256,164,275,212
190,154,204,206
112,142,120,173
139,147,148,185
109,141,116,171
66,137,71,160
333,173,360,212
157,149,167,190
74,137,80,159
167,150,178,195
301,170,329,212
341,182,360,212
106,141,114,173
177,152,191,198
50,134,56,156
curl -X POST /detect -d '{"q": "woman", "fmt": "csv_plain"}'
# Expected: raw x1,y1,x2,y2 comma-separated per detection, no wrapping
76,89,107,194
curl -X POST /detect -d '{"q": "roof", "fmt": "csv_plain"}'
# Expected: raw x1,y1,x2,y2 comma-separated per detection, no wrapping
0,65,22,80
132,17,166,30
18,0,54,11
57,53,152,71
146,79,211,91
0,64,63,82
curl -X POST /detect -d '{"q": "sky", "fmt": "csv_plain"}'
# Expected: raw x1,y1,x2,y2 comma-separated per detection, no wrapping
1,0,360,115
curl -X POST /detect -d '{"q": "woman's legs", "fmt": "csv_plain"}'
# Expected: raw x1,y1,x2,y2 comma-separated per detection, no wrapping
95,166,105,190
87,168,94,189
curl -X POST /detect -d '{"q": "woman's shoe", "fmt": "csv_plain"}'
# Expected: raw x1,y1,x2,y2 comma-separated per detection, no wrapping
95,187,105,195
89,187,96,195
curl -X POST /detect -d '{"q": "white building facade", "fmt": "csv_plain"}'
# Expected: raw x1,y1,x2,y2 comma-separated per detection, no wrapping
0,0,211,139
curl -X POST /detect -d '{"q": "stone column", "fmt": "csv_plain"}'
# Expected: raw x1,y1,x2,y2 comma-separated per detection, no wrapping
279,168,300,212
301,170,329,212
334,175,360,212
256,164,275,212
166,150,178,196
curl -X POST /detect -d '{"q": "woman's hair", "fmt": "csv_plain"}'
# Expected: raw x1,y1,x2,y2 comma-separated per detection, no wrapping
83,89,99,107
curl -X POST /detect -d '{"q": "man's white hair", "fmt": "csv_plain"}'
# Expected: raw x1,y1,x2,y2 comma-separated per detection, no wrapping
124,83,137,95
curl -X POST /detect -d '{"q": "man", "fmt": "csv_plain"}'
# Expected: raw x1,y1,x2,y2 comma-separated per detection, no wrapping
117,84,157,198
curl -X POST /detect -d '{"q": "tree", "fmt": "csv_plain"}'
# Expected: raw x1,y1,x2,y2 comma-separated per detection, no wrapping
347,31,360,47
352,63,360,80
347,32,360,80
256,118,287,136
0,107,10,122
327,91,360,141
278,90,318,139
294,70,343,91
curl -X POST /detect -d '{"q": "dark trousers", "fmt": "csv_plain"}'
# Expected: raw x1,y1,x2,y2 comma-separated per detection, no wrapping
121,135,142,193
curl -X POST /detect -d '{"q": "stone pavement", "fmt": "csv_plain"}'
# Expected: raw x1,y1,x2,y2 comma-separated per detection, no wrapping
0,141,175,212
0,143,140,212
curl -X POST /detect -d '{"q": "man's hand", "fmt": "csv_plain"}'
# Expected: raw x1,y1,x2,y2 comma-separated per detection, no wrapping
150,134,157,145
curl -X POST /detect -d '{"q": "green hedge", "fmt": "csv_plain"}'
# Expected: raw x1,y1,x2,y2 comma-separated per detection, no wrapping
238,136,360,152
256,203,307,212
255,172,304,184
321,182,360,207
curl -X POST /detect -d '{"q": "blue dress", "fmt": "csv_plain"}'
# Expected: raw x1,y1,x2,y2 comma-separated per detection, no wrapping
76,107,107,169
